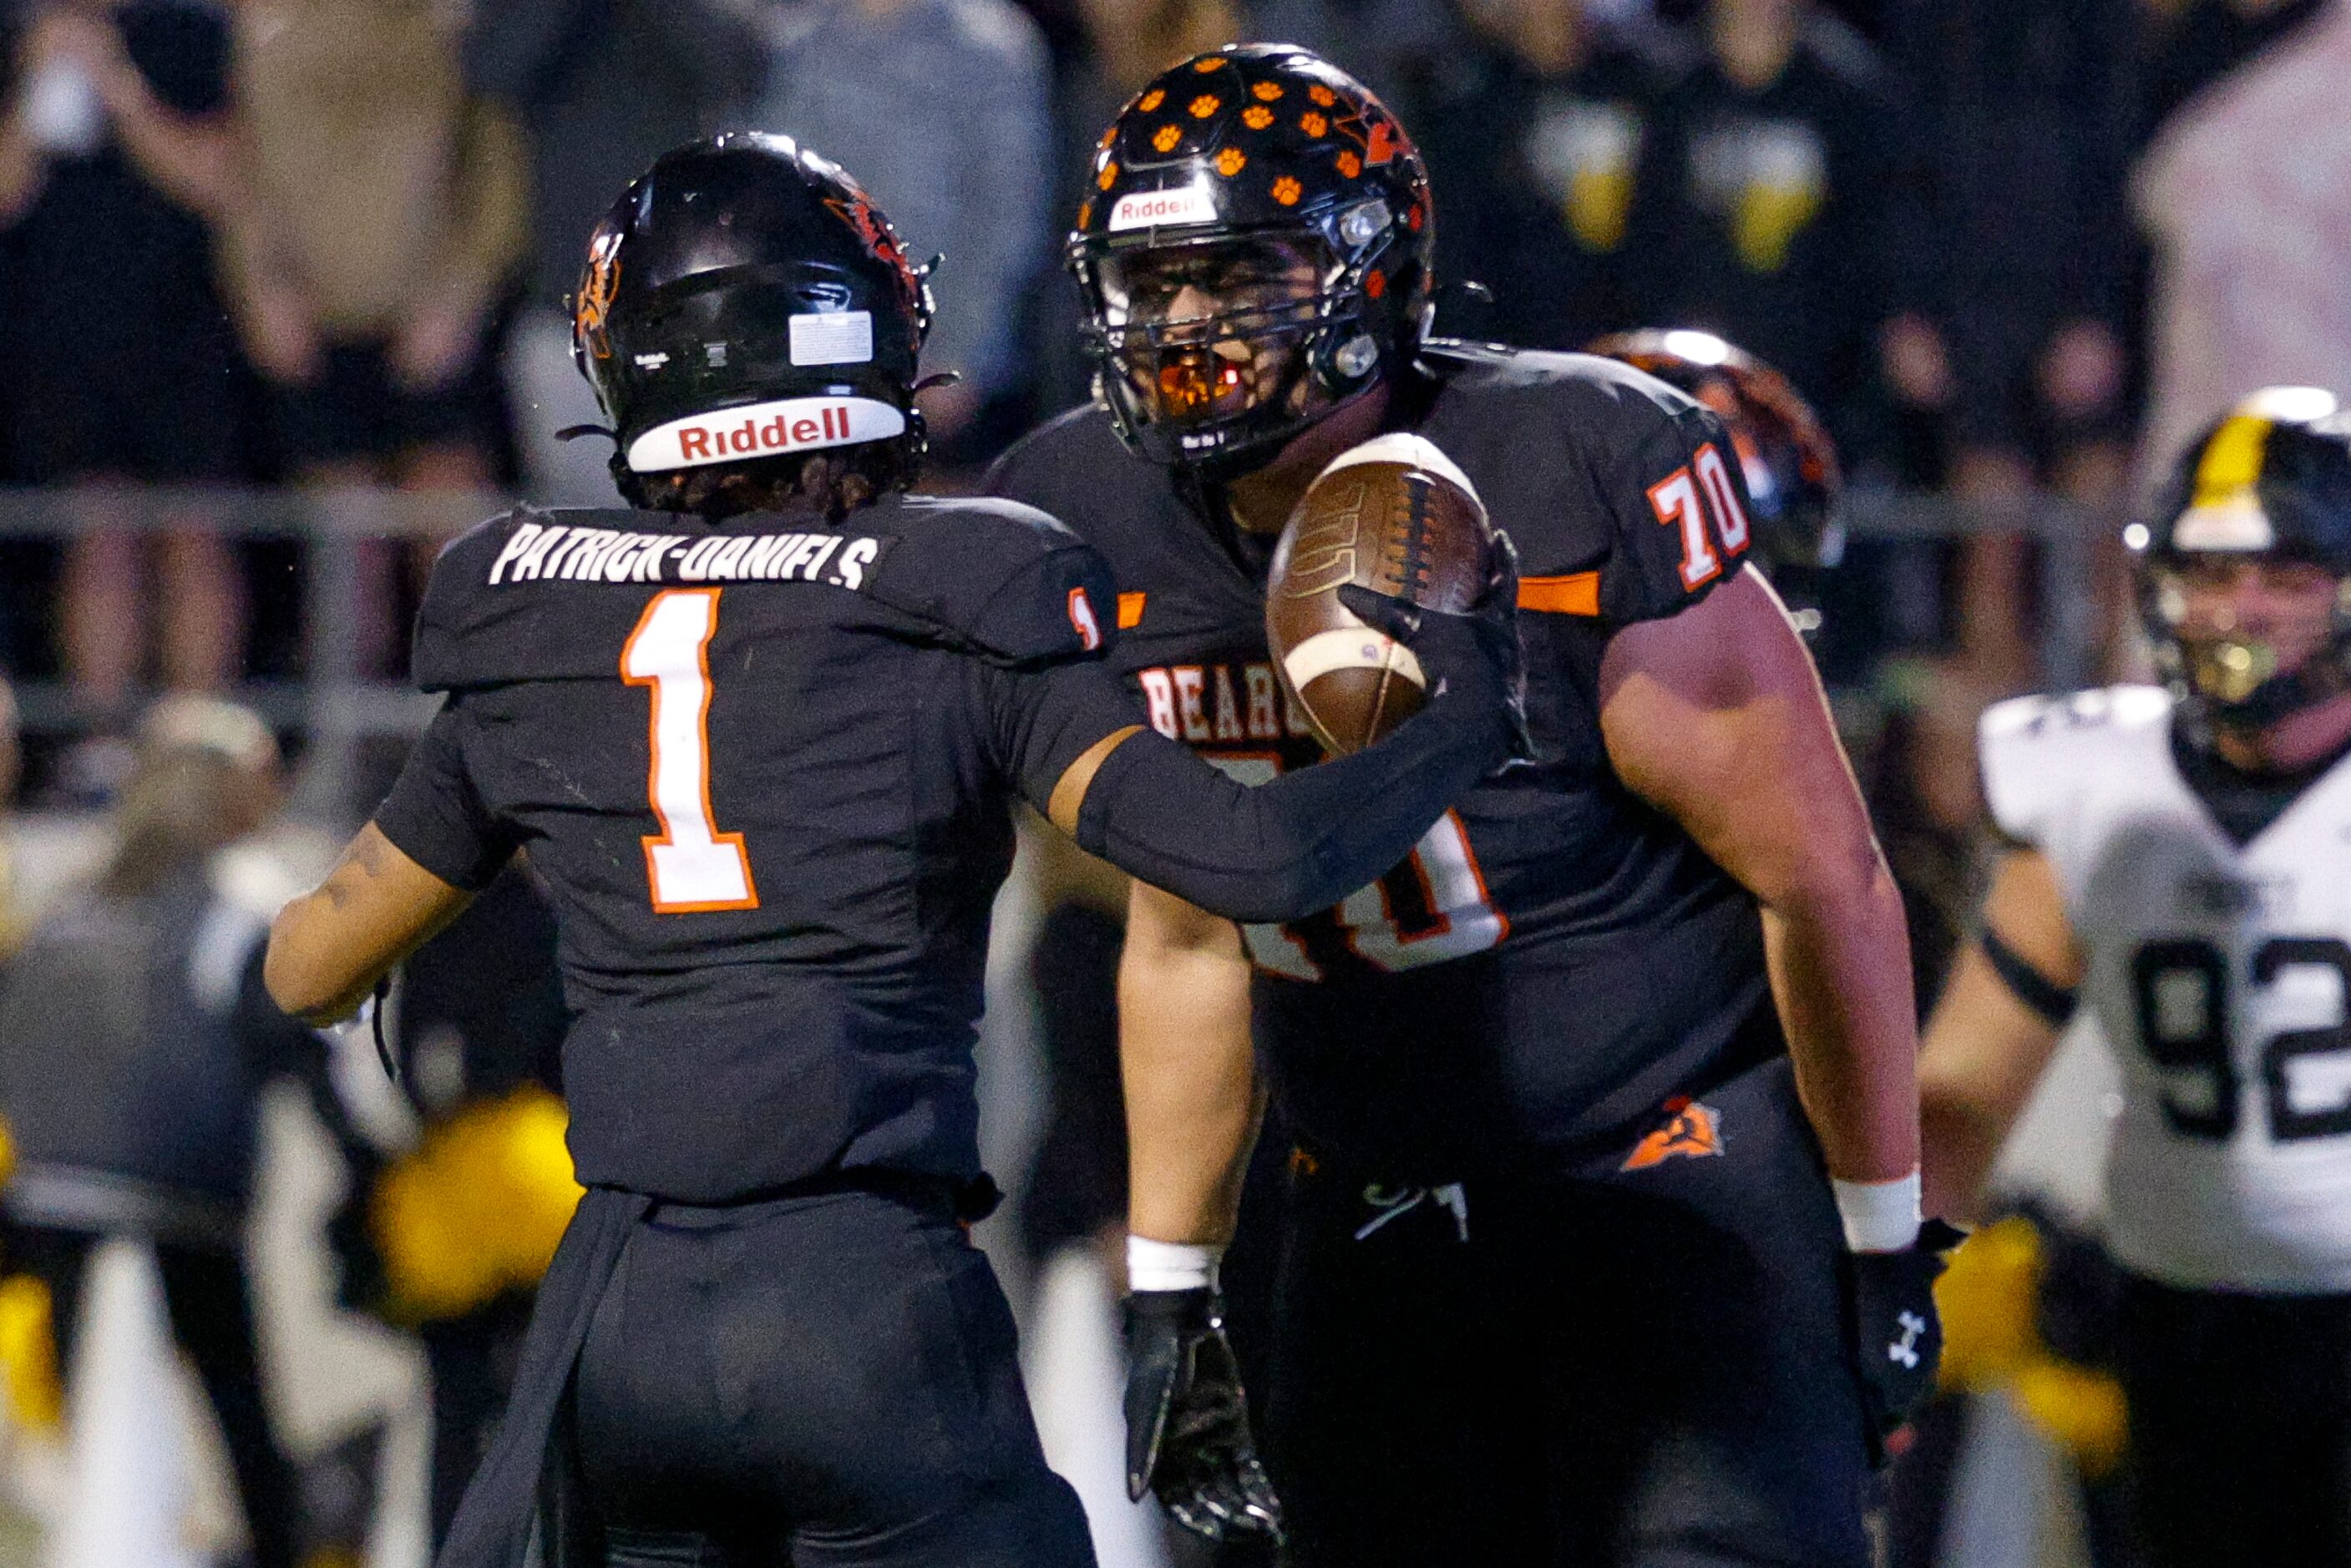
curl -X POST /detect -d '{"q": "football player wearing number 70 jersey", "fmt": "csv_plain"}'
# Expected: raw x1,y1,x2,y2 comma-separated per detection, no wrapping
1923,389,2351,1568
987,44,1944,1568
260,135,1524,1568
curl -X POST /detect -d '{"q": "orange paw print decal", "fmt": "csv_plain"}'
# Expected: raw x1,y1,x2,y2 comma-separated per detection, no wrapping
1300,111,1328,137
1253,81,1284,101
1190,94,1221,118
1097,162,1118,190
1336,150,1361,178
1193,55,1224,72
1309,84,1336,106
1216,148,1247,176
1243,105,1274,130
1138,89,1164,112
1271,175,1303,206
1153,124,1182,153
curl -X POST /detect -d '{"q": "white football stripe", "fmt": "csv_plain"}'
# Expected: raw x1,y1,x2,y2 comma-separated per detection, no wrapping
1282,625,1426,694
1315,432,1485,518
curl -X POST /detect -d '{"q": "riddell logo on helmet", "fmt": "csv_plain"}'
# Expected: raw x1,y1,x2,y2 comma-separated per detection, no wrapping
1109,184,1218,231
626,395,908,473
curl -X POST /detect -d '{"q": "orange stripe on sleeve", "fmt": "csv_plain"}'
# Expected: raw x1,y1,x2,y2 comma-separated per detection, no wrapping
1517,572,1600,616
1117,591,1147,629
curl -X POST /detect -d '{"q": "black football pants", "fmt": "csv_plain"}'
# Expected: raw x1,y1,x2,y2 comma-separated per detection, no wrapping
570,1182,1094,1568
1259,1056,1875,1568
2115,1275,2351,1567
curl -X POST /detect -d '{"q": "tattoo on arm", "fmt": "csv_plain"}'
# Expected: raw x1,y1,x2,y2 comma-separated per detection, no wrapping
319,829,391,910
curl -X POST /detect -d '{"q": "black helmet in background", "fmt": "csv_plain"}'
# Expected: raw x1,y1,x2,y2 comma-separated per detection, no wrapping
571,134,934,505
1586,328,1843,578
1070,44,1434,478
2134,386,2351,731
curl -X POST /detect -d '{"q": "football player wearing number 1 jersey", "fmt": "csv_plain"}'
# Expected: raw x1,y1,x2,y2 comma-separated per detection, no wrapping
1923,388,2351,1568
987,43,1945,1567
260,135,1524,1568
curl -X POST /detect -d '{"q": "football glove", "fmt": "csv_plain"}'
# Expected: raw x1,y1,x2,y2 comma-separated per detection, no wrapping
1847,1219,1966,1464
1335,526,1537,766
1123,1287,1284,1543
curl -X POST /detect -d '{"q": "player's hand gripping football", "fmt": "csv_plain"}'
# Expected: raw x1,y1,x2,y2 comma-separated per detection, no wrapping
1848,1219,1967,1464
1335,527,1538,766
1124,1286,1284,1543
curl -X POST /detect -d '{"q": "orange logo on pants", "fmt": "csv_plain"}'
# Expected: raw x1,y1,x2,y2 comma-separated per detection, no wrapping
1620,1096,1724,1171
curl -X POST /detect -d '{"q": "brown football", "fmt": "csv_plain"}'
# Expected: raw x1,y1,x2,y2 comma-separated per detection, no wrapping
1266,432,1492,755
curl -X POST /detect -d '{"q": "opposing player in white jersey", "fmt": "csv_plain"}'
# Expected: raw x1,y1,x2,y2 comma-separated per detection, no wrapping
1922,386,2351,1568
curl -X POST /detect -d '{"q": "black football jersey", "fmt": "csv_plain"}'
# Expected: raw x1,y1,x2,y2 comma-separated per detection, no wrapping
988,344,1781,1177
372,496,1130,1203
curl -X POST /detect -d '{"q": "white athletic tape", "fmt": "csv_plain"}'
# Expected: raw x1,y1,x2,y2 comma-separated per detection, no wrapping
1281,625,1426,694
1315,432,1485,517
1832,1171,1923,1254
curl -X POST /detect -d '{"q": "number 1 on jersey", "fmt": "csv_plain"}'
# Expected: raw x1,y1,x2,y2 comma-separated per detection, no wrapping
623,589,759,913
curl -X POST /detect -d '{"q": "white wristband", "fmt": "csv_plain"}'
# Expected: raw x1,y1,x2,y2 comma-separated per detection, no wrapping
1127,1235,1222,1292
1832,1172,1923,1254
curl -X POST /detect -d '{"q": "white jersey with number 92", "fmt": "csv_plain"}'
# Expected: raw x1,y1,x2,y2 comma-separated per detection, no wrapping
1983,685,2351,1292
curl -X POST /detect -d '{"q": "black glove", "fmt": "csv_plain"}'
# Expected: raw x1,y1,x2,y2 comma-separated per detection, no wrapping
1336,526,1537,766
1847,1219,1966,1464
1124,1287,1284,1543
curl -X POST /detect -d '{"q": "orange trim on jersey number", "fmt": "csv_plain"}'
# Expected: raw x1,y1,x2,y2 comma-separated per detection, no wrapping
1518,572,1600,616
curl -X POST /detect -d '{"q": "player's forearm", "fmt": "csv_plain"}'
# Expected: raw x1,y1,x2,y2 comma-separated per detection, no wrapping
1918,944,2070,1222
1761,851,1921,1185
1074,702,1503,923
1120,890,1260,1247
265,824,474,1025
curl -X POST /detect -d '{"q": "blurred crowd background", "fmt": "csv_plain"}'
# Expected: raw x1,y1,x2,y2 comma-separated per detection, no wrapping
0,0,2344,1563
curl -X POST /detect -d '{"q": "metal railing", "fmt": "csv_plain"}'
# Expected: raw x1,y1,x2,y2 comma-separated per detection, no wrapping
0,482,2124,815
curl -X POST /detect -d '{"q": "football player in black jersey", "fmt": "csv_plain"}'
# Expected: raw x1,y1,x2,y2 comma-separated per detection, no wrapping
260,134,1525,1568
988,45,1950,1567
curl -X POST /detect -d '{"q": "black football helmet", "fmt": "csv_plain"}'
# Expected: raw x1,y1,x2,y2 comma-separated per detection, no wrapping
1070,44,1435,477
571,134,934,498
1586,328,1842,576
2134,387,2351,730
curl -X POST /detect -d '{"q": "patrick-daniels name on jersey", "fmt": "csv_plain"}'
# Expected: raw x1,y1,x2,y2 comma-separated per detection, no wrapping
483,520,894,591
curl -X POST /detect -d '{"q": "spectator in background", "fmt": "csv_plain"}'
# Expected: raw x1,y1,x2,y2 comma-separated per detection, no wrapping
756,0,1051,461
2141,0,2329,137
2135,0,2351,475
1621,0,1908,463
0,696,306,1568
467,0,765,507
1880,0,2139,692
0,0,254,715
222,0,525,493
1416,0,1687,349
220,0,527,670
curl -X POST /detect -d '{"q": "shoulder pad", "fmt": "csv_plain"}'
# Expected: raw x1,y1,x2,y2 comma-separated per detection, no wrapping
411,504,576,689
1979,685,2173,847
985,405,1129,515
1415,346,1733,624
864,496,1118,665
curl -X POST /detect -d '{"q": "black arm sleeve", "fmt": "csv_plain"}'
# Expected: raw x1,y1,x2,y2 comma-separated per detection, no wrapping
987,657,1504,923
372,702,518,893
